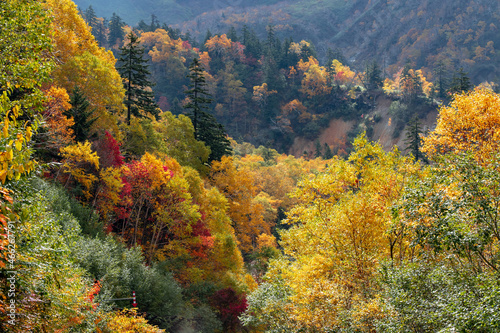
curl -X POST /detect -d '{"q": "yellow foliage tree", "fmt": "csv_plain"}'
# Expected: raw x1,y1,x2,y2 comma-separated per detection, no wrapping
422,88,500,160
39,86,75,153
281,99,311,123
45,0,125,136
249,135,419,331
252,83,277,109
141,29,189,64
183,167,254,292
205,34,233,58
298,58,332,98
106,309,164,333
331,59,357,87
59,141,100,199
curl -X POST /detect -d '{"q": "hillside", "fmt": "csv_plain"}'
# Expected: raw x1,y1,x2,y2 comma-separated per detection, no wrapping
75,0,500,82
179,0,500,80
72,0,285,25
4,1,500,332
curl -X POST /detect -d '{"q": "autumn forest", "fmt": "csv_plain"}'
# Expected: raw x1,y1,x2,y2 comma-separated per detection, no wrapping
1,0,500,332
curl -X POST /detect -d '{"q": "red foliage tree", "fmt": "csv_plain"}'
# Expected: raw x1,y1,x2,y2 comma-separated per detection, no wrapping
210,287,248,332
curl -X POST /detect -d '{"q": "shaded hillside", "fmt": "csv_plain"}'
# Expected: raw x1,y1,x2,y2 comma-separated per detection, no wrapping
178,0,500,81
288,94,439,158
75,0,500,81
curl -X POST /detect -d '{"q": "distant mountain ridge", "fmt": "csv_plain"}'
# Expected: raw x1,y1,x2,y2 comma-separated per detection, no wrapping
72,0,286,25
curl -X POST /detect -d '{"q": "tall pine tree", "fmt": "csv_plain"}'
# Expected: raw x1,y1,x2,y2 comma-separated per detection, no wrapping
64,87,98,142
117,32,159,124
404,115,426,162
364,60,383,91
107,13,125,47
184,58,232,162
448,68,472,95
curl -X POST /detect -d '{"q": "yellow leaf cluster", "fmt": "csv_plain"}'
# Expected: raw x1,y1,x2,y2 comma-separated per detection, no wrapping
331,59,357,86
205,34,233,57
107,309,164,333
281,99,310,123
288,40,311,55
46,0,125,136
264,135,419,330
422,88,500,160
141,29,188,63
252,83,277,108
41,86,75,150
300,63,332,98
0,92,37,184
210,156,270,252
60,141,99,198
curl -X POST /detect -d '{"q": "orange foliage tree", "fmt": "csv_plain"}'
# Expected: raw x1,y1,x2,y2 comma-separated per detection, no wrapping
38,86,75,155
210,156,271,253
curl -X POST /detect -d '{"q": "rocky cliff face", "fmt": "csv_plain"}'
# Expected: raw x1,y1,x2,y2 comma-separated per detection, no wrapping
288,94,439,157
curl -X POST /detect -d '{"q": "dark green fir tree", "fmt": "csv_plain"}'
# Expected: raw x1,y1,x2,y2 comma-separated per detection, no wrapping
404,115,426,162
323,143,333,159
64,87,98,142
364,60,383,91
107,13,125,47
117,32,159,124
83,6,97,30
448,68,472,95
314,139,322,158
184,58,232,162
434,61,449,99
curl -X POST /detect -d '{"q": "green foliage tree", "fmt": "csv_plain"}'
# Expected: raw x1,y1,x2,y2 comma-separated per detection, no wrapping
379,151,500,332
0,178,105,332
322,143,333,159
72,235,183,329
118,32,159,124
448,67,473,95
314,139,322,158
107,12,125,47
0,0,53,185
64,87,98,142
365,60,383,91
404,115,425,162
184,58,231,162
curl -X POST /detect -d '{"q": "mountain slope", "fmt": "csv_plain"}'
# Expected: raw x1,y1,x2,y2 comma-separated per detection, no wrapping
72,0,285,25
178,0,500,81
74,0,500,81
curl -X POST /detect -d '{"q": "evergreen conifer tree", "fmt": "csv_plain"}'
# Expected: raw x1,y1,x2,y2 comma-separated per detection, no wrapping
227,26,238,42
448,68,472,95
323,143,333,159
314,140,322,158
83,6,97,29
404,115,426,162
117,32,159,124
64,87,98,142
434,61,449,99
108,13,125,47
184,58,232,162
365,60,383,91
